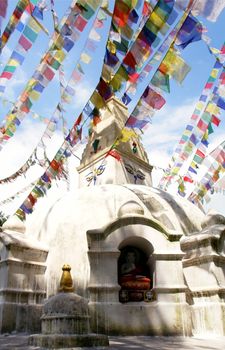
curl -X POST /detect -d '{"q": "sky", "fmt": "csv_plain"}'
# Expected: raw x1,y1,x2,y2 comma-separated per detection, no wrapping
0,0,224,218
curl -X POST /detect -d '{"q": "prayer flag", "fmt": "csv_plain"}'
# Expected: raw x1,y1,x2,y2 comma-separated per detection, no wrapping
0,0,8,18
18,35,32,50
176,15,203,49
151,70,170,93
211,115,221,126
143,86,166,110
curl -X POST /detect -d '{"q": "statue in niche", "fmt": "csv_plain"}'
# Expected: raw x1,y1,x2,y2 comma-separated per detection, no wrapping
118,247,151,302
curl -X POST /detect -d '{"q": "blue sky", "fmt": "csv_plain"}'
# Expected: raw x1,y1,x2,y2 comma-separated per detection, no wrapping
0,0,224,216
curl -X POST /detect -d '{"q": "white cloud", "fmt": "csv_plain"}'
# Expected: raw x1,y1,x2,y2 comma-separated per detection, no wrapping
73,81,94,108
143,98,197,162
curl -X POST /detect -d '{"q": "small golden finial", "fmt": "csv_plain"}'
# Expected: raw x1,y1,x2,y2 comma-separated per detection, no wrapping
59,264,75,293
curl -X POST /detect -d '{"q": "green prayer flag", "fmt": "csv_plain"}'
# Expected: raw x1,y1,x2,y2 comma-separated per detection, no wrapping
151,70,170,93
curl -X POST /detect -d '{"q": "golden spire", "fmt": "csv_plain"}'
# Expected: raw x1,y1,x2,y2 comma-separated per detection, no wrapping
59,264,75,292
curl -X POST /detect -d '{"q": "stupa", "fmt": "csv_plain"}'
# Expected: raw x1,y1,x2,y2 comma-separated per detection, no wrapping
0,97,225,336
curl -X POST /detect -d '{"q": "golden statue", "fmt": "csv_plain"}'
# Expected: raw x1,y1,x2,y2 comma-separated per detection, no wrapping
59,264,75,292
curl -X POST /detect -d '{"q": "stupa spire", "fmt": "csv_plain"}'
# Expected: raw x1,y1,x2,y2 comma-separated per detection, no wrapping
77,97,152,187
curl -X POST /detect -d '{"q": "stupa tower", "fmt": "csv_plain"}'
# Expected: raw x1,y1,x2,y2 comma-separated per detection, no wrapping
77,97,153,187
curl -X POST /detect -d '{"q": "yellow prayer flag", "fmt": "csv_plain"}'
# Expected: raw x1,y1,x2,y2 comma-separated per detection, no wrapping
6,113,15,123
196,101,204,110
29,17,42,33
8,59,19,67
211,69,219,78
90,91,105,109
161,48,190,83
119,128,136,143
80,52,92,64
206,102,220,115
27,78,36,89
171,167,180,175
29,90,40,101
151,11,164,29
54,49,66,63
107,40,116,54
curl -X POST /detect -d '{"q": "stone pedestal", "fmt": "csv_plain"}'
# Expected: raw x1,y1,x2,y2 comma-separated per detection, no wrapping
180,223,225,336
29,292,109,348
0,219,48,333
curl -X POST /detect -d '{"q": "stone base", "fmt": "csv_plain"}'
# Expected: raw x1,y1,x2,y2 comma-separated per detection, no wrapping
29,333,109,348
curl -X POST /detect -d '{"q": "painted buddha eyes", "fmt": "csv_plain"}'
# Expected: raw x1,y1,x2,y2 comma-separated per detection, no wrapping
86,164,106,183
125,163,145,181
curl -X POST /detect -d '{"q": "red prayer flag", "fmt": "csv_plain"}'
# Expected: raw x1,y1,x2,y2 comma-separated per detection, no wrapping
1,71,12,79
183,176,193,183
211,114,221,126
74,15,87,32
123,52,137,70
196,149,205,158
74,113,83,126
128,72,139,83
43,66,55,81
197,119,208,132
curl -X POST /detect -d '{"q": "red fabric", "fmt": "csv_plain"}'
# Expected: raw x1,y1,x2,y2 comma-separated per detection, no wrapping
106,149,121,161
211,114,221,126
43,66,55,81
183,176,193,183
123,52,137,70
128,72,139,83
1,71,12,79
50,159,60,171
196,149,205,158
28,194,37,206
205,82,213,89
74,113,83,126
120,276,151,290
74,15,87,32
114,3,130,27
142,1,151,16
197,119,208,132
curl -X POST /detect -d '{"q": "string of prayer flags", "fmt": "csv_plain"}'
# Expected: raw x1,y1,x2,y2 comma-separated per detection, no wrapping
15,102,92,220
180,141,225,201
1,1,111,187
124,2,195,101
0,181,37,207
61,7,108,105
0,0,102,151
176,0,225,23
106,0,175,97
1,0,38,50
101,0,142,82
160,43,225,189
0,3,44,97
